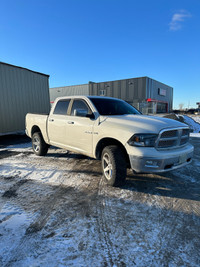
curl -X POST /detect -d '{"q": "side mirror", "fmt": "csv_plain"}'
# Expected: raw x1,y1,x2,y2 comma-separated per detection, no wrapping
74,109,95,119
74,109,87,117
87,113,95,119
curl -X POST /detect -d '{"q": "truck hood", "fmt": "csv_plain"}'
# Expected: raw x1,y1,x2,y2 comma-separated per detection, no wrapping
99,114,188,133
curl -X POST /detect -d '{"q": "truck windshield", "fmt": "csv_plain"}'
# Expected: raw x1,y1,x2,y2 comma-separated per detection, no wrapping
89,97,141,116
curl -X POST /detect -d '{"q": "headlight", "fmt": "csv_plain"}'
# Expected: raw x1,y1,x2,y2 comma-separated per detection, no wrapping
128,134,158,147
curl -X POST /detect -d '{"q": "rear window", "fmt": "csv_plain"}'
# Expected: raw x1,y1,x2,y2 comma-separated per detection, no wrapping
53,100,70,115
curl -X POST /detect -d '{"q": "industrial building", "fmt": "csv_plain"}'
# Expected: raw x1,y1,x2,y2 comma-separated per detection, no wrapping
0,62,50,135
50,77,173,114
50,83,89,104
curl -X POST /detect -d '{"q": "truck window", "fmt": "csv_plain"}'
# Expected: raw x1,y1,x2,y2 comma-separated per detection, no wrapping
89,97,141,116
53,100,70,115
71,100,90,116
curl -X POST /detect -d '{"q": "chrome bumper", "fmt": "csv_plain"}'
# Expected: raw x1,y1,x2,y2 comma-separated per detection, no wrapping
128,144,194,173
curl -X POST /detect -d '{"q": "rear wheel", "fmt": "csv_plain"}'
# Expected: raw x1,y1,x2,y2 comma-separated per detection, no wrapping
101,145,126,186
32,132,49,156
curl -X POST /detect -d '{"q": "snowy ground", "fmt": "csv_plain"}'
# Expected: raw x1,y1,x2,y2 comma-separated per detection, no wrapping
0,134,200,266
182,115,200,134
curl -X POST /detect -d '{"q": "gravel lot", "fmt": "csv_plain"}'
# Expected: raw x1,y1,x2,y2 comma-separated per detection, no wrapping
0,134,200,266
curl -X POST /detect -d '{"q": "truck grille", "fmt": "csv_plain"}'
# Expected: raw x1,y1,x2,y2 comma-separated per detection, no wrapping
156,128,189,150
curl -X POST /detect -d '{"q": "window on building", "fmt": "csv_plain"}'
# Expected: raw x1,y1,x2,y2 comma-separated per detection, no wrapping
158,88,167,96
53,99,70,115
157,102,167,113
99,89,106,96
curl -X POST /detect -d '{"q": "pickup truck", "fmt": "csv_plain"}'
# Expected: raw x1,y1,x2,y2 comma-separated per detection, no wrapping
26,96,194,186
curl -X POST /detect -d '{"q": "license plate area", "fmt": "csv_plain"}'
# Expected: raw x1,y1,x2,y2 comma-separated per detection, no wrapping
179,154,187,164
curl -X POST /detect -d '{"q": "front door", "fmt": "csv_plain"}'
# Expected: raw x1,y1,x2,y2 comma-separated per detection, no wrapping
66,99,95,156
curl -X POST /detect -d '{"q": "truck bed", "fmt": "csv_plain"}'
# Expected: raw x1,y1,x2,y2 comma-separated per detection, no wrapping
26,113,49,143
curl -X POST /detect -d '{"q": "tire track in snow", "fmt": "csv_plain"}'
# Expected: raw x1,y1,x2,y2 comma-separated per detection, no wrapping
94,177,132,267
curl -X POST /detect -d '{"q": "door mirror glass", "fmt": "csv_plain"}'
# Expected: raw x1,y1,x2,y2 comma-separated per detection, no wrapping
74,109,88,117
74,109,95,119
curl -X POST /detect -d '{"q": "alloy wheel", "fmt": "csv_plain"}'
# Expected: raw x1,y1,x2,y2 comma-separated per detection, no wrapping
102,153,113,180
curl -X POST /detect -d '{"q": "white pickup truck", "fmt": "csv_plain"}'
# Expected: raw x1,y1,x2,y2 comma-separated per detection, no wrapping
26,96,194,186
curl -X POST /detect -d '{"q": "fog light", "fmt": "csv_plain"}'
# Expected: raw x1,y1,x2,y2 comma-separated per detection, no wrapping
145,160,158,168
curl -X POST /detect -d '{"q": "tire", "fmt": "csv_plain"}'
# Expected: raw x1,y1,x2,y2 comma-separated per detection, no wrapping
32,132,49,156
101,145,127,186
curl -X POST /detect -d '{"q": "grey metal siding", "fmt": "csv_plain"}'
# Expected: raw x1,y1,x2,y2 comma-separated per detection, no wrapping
89,77,147,104
146,77,173,112
50,84,89,102
53,77,173,114
128,79,134,101
0,63,50,135
113,81,119,98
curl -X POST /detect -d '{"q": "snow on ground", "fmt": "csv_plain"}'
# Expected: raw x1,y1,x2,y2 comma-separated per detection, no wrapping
6,142,32,150
0,137,200,266
190,133,200,137
182,115,200,133
0,122,200,266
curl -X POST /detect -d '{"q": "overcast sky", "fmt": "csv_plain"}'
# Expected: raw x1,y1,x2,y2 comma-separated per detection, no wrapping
0,0,199,109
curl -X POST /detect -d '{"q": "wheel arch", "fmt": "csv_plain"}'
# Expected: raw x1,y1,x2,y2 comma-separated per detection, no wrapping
95,137,130,168
31,125,42,137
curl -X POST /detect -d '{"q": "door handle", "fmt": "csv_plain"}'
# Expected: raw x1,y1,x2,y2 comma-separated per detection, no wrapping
68,121,74,124
49,119,54,122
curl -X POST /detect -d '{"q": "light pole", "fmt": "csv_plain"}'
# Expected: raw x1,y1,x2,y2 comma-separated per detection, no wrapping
196,102,200,115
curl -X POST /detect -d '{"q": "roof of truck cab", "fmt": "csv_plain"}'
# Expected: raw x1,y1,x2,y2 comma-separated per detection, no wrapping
54,95,122,101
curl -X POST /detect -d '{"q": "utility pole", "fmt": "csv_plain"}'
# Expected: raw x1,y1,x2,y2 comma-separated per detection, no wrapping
197,102,200,115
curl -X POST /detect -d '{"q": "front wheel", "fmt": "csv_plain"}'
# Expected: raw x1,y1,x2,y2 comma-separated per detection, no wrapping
32,132,49,156
101,145,127,186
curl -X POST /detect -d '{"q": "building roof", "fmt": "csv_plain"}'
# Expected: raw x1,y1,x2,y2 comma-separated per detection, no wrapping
89,76,172,88
0,61,49,77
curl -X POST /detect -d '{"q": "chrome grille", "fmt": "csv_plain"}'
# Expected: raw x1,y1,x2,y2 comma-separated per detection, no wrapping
160,130,178,138
158,139,177,148
156,128,189,150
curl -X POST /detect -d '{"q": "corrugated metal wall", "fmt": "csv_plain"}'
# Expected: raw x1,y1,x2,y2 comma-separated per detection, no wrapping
89,77,173,113
49,77,173,114
146,77,173,112
89,77,146,103
49,84,89,102
0,62,50,135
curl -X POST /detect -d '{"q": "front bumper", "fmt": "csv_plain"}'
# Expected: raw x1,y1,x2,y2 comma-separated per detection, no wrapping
126,143,194,173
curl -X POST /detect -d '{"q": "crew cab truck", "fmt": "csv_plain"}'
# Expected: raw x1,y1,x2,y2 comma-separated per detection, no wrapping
26,96,194,186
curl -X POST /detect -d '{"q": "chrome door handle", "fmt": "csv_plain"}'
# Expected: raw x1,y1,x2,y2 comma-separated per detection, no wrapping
68,121,74,124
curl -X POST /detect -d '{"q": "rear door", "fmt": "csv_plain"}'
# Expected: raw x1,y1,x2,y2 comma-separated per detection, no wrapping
48,99,71,147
